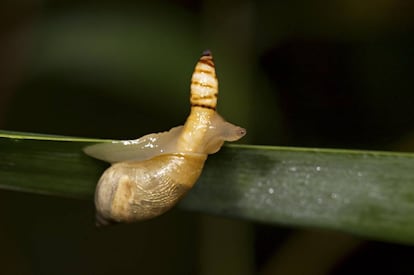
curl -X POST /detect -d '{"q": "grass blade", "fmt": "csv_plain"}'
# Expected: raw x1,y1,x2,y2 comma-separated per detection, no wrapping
1,130,414,244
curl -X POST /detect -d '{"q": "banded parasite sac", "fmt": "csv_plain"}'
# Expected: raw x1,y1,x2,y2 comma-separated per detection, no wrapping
84,51,246,225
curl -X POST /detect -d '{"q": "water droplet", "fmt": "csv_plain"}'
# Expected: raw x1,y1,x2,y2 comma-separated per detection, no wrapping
268,188,274,194
315,166,321,172
330,192,338,199
289,166,297,172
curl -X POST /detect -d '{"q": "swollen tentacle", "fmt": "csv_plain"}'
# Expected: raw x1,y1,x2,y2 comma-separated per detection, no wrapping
190,50,218,110
177,52,219,153
177,51,245,154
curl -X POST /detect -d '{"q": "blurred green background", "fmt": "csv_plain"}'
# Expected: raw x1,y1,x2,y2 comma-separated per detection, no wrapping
1,0,414,274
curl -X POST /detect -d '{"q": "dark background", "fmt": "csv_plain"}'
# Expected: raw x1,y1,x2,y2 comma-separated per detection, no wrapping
1,0,414,274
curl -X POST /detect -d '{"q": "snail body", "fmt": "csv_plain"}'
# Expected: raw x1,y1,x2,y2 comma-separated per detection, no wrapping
84,51,246,225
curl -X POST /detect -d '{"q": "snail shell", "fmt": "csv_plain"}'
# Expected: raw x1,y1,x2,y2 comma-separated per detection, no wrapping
93,153,206,225
84,51,246,225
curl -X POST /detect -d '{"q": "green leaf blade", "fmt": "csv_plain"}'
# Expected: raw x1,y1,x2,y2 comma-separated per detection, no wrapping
183,146,414,244
1,131,414,244
0,134,103,199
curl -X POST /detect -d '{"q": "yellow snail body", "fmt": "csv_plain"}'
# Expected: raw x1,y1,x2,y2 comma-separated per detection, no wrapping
84,51,246,225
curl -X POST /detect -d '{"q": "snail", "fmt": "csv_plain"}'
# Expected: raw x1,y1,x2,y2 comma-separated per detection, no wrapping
84,50,246,225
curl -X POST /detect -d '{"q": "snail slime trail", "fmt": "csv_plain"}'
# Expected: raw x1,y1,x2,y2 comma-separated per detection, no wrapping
84,51,246,225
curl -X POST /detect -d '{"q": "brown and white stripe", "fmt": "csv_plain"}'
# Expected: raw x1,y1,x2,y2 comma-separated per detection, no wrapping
190,50,218,110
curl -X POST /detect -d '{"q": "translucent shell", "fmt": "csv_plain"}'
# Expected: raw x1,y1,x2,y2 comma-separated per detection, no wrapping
84,51,246,225
94,153,206,225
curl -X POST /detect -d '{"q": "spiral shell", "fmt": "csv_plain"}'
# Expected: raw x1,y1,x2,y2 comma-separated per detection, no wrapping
84,51,246,225
95,153,206,225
